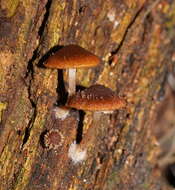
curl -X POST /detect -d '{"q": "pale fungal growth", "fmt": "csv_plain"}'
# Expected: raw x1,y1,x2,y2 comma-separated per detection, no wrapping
107,9,115,22
45,45,100,96
107,9,119,29
44,129,64,150
53,106,70,120
68,141,87,164
113,20,119,29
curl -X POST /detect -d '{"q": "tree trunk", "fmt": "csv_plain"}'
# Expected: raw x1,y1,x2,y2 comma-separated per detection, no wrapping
0,0,174,189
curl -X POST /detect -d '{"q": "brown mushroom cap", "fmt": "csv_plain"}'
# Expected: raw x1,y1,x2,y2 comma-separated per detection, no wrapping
45,45,100,69
66,84,126,111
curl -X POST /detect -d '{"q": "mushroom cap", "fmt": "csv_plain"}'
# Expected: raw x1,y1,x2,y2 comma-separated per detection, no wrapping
45,45,100,69
66,84,126,111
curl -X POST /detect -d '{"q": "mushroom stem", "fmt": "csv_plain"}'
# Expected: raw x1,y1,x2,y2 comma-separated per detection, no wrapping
68,68,76,96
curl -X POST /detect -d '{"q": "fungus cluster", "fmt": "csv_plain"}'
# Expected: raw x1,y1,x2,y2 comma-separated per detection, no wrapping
66,84,126,163
45,44,126,163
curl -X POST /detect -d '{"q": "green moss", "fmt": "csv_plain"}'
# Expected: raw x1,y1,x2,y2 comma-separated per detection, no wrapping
1,0,20,17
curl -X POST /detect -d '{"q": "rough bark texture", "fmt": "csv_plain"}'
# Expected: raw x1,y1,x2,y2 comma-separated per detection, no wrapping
0,0,174,189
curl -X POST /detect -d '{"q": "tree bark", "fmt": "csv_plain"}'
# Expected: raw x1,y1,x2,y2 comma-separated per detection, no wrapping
0,0,174,189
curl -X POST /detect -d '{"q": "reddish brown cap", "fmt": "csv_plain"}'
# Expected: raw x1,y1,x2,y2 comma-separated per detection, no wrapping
45,45,100,69
66,84,126,111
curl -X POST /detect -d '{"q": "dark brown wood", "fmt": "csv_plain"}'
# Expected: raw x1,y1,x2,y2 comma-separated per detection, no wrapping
0,0,174,189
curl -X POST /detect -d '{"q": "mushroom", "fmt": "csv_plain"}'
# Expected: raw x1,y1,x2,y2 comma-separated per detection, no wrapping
66,84,126,159
45,45,100,96
67,84,126,120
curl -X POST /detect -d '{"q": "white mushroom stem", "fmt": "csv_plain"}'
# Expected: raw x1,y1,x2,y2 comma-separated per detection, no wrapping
68,68,76,96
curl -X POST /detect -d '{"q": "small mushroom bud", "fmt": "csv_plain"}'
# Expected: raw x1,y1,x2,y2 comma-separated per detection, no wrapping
44,129,64,150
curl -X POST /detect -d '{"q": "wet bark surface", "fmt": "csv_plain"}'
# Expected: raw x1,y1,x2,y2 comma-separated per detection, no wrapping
0,0,175,189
